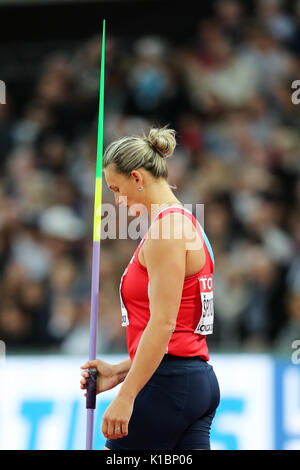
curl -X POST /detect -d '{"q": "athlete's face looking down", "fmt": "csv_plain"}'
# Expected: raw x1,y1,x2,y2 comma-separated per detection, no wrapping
104,164,147,216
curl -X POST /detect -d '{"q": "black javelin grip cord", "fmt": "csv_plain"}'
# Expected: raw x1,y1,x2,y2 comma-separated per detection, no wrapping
86,367,98,409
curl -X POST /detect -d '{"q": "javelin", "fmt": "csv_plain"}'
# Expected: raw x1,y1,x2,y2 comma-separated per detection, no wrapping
85,19,105,451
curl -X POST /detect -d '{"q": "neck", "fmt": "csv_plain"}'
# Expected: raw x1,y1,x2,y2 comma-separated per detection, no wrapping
143,179,183,223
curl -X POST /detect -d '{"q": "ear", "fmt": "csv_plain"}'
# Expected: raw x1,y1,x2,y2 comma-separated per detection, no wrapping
131,170,143,185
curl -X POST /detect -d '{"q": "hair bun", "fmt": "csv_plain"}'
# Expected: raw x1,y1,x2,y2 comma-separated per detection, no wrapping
147,126,176,159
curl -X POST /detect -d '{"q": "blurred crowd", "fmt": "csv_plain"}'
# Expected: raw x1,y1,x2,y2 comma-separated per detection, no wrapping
0,0,300,356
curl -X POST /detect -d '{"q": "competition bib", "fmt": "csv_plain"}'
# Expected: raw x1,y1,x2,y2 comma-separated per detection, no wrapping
120,251,136,327
120,267,129,327
194,274,214,335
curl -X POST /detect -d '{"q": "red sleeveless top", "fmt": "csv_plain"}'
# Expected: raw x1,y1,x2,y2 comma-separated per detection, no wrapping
119,206,215,362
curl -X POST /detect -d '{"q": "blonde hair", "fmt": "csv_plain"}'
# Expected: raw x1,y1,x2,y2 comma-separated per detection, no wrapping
103,126,176,179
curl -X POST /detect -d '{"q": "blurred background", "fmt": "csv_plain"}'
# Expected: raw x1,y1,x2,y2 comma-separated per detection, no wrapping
0,0,300,450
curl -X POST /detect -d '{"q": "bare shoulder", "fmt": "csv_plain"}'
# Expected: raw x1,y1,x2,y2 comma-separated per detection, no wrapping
145,212,202,252
142,214,186,274
146,212,191,239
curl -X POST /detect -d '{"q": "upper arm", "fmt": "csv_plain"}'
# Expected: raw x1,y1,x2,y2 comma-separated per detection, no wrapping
142,213,186,328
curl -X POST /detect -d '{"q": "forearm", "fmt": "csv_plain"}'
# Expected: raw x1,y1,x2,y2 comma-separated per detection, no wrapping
113,357,132,384
117,320,173,401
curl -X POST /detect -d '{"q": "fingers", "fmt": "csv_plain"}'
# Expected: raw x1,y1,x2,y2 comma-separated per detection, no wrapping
80,371,89,390
107,420,115,439
102,417,108,439
113,423,123,439
121,421,128,437
80,360,98,370
80,381,86,389
102,419,128,440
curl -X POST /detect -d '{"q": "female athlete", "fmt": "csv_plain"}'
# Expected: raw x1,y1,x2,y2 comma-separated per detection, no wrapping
80,126,220,450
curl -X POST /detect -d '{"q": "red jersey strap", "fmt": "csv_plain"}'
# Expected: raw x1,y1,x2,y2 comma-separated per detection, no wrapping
134,205,214,272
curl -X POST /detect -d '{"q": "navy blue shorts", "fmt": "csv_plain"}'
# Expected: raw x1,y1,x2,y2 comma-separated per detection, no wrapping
105,355,220,450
